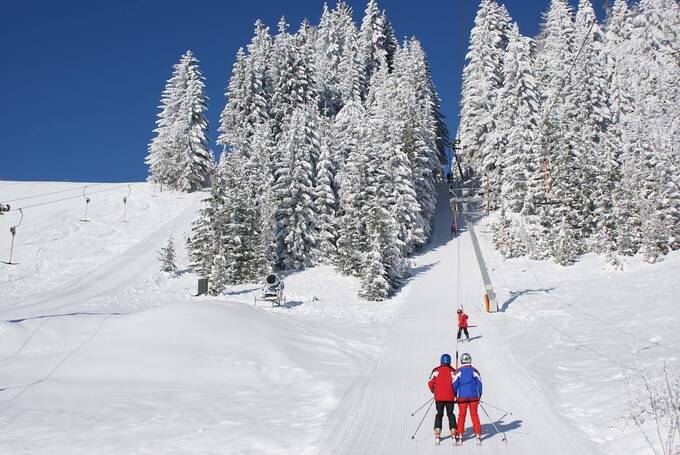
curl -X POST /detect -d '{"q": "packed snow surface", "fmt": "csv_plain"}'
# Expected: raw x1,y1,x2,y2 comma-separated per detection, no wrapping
1,181,678,454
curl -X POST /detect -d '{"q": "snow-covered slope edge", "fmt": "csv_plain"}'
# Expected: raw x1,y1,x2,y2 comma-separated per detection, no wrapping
476,217,680,455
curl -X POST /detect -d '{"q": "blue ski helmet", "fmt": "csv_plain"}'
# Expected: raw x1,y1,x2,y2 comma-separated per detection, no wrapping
440,353,452,365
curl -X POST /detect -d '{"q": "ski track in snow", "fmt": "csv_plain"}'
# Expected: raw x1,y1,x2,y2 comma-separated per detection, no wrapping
310,185,599,455
0,181,678,454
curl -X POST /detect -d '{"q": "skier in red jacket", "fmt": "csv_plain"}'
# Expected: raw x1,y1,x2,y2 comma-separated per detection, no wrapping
457,309,470,342
427,353,457,444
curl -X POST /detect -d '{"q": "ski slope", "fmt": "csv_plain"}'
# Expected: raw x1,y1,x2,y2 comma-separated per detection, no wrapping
311,185,599,454
1,181,677,454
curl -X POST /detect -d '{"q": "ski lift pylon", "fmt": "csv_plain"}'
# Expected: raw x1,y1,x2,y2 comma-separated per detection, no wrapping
2,208,23,265
80,186,91,222
122,185,132,222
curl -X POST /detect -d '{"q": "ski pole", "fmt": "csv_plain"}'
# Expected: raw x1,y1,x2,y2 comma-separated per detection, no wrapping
480,400,512,415
411,397,434,416
479,402,506,443
410,398,434,439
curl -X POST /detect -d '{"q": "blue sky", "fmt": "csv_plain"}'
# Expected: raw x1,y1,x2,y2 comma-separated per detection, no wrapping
0,0,604,182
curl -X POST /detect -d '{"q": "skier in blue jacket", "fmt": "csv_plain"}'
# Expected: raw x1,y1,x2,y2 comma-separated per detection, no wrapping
453,352,483,444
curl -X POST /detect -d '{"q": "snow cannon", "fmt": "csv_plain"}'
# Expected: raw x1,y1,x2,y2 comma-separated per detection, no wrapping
254,273,286,307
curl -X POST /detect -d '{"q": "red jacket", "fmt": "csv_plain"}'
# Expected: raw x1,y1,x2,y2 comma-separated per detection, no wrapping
428,365,456,401
458,313,469,328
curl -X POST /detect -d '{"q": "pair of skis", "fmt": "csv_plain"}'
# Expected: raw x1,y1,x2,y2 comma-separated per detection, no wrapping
435,434,482,446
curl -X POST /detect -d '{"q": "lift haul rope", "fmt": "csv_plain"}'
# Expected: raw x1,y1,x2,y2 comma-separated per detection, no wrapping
2,184,132,212
1,184,133,265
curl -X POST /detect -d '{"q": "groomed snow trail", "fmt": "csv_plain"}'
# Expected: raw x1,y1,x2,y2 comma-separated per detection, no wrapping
311,184,600,455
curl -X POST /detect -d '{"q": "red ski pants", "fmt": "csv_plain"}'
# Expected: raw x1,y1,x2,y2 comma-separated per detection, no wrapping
457,400,481,435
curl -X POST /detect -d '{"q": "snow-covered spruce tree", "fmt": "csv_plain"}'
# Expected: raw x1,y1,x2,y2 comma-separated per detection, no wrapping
532,0,582,264
392,39,442,240
625,0,680,261
314,116,340,261
604,0,638,260
491,23,542,258
250,122,277,276
146,51,213,192
158,235,178,274
458,0,510,198
272,103,320,269
208,250,228,296
366,63,425,256
217,21,272,157
359,204,406,300
187,166,225,276
335,100,369,275
146,56,185,188
571,0,620,258
358,0,396,97
270,17,318,140
337,20,365,108
315,2,356,116
175,52,213,192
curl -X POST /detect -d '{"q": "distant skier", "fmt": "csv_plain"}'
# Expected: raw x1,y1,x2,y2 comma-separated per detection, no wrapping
457,308,470,342
450,222,458,236
453,353,483,445
427,353,457,444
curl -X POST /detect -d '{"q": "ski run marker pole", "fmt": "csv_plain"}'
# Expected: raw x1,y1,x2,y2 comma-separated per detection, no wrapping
479,402,507,443
410,398,434,439
411,397,434,416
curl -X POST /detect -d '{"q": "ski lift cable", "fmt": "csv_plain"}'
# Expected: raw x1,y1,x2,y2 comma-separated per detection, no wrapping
526,20,596,159
1,183,103,204
5,184,132,212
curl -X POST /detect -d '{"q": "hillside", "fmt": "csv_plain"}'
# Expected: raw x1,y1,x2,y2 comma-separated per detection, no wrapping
1,181,678,454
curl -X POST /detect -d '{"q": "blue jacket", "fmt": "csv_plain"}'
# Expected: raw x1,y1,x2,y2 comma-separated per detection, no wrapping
453,365,482,400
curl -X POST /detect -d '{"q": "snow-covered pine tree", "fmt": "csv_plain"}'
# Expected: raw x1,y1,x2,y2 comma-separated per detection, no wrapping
337,20,364,108
314,116,340,261
174,51,213,192
604,0,638,260
458,0,510,197
567,0,619,257
272,103,320,269
359,204,406,300
358,0,392,97
366,62,425,256
392,39,441,240
335,100,369,275
492,23,542,258
158,235,178,274
250,122,277,276
626,0,680,261
218,21,272,156
315,2,356,116
147,51,212,191
208,250,228,295
146,57,185,188
187,166,224,276
532,0,584,264
270,17,318,140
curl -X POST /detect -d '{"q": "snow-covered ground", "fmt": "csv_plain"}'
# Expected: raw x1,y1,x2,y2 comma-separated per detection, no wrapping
1,181,678,454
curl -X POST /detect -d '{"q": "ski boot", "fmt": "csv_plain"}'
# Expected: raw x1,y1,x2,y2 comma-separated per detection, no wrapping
476,434,482,446
434,428,441,445
454,432,462,446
